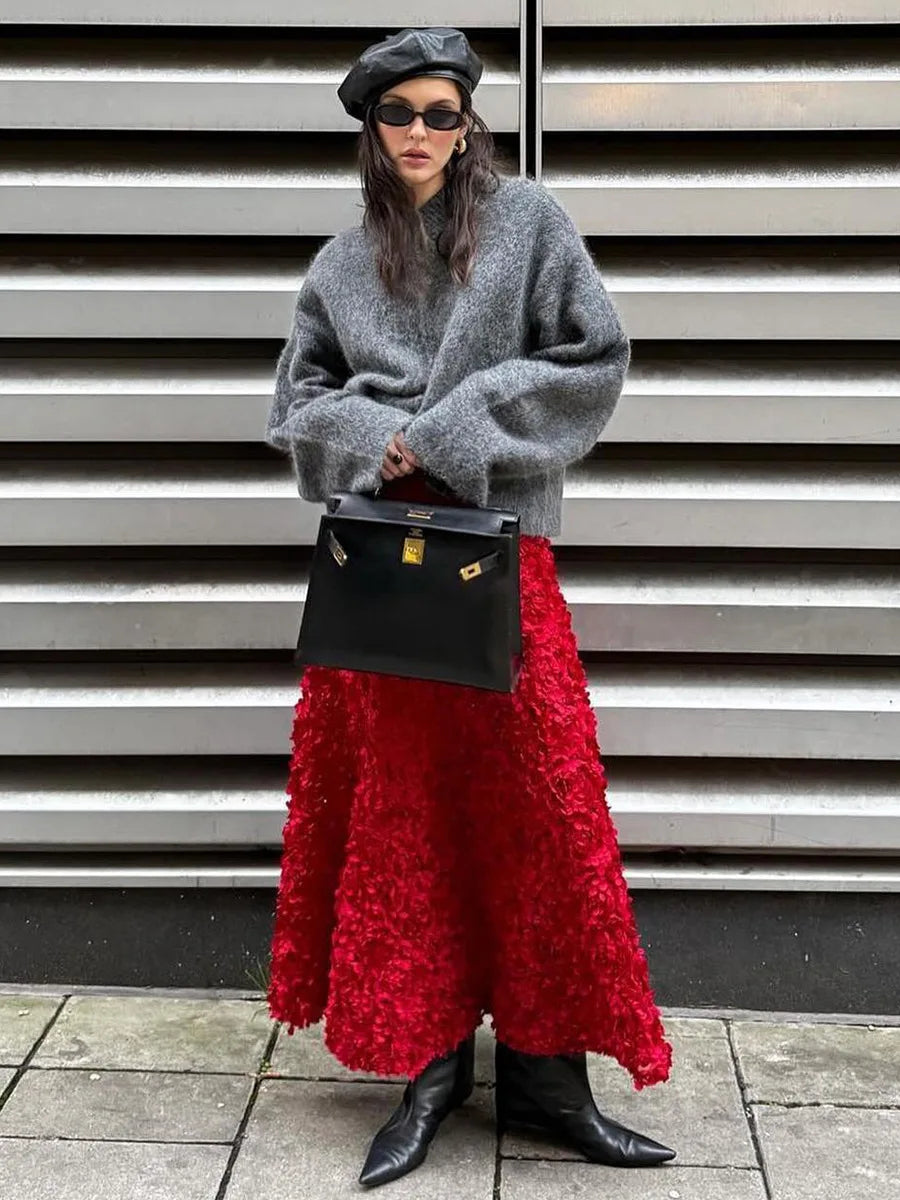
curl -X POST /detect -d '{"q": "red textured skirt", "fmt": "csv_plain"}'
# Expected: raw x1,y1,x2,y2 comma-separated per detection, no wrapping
267,473,673,1090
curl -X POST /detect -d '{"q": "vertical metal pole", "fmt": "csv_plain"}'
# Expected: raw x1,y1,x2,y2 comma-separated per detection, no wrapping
534,0,542,181
520,0,541,179
519,0,528,177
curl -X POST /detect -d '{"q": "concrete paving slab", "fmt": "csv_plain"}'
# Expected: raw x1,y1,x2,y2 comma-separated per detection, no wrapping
268,1023,406,1084
0,1067,252,1142
0,1137,229,1200
268,1014,495,1084
754,1104,900,1199
0,994,63,1065
502,1160,767,1198
666,1017,730,1039
225,1077,496,1200
733,1019,900,1105
31,994,271,1073
501,1017,754,1168
0,1069,15,1095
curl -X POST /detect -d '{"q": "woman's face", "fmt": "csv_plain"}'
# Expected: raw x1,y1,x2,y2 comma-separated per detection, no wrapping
373,76,468,194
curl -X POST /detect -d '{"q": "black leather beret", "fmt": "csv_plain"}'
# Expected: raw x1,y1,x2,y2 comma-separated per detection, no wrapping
337,27,483,122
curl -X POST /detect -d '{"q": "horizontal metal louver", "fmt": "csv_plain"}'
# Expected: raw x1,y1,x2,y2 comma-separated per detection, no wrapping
0,4,898,930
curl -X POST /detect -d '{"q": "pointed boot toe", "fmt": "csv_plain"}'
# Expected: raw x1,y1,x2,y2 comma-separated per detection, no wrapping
358,1131,425,1189
578,1110,677,1167
609,1123,677,1166
641,1138,677,1165
358,1088,433,1189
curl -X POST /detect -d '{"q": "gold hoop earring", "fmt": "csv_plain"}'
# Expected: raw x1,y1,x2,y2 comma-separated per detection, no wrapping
455,136,467,155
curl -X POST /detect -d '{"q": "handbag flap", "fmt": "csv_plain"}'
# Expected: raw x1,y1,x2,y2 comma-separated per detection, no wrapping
327,491,520,535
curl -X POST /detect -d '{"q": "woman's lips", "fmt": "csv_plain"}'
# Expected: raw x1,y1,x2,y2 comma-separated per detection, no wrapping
402,153,429,161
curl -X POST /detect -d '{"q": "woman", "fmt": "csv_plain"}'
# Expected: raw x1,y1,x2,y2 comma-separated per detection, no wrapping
265,26,675,1189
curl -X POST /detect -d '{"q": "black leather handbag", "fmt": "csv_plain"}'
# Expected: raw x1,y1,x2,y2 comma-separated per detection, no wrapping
294,476,522,692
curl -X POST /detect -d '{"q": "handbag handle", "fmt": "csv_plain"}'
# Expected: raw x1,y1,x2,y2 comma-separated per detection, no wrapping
370,470,459,502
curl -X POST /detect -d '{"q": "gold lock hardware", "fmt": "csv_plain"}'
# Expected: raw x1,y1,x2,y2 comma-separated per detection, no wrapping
459,550,501,582
402,535,425,565
327,530,348,566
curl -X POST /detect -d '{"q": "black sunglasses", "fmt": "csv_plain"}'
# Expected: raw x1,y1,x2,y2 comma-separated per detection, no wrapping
372,102,466,132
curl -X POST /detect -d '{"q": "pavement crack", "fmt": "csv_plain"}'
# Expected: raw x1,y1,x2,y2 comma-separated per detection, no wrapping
213,1019,280,1200
725,1018,775,1200
0,993,70,1116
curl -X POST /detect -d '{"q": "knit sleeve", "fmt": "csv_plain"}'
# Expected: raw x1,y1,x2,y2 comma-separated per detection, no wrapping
399,192,630,508
265,267,411,501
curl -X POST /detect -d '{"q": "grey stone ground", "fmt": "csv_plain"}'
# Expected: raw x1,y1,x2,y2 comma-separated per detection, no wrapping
1,986,898,1200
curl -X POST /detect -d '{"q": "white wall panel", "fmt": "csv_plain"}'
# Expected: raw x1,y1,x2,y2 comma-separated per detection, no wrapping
1,7,898,897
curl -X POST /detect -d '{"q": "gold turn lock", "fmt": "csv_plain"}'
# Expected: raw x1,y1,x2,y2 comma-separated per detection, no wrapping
459,550,500,582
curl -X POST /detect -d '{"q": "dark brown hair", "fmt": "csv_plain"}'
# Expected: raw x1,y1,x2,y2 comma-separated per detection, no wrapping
357,83,504,299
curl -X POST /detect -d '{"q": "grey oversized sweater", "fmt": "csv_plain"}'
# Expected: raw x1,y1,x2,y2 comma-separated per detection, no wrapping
265,173,630,537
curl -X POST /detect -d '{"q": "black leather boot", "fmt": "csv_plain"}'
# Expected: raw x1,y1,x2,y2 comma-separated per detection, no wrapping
358,1031,476,1188
495,1041,676,1167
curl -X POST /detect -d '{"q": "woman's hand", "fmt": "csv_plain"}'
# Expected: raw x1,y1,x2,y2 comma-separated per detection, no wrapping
381,431,423,481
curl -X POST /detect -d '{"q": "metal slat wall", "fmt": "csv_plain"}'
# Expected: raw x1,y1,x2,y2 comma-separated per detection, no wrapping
0,3,898,915
538,2,900,897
